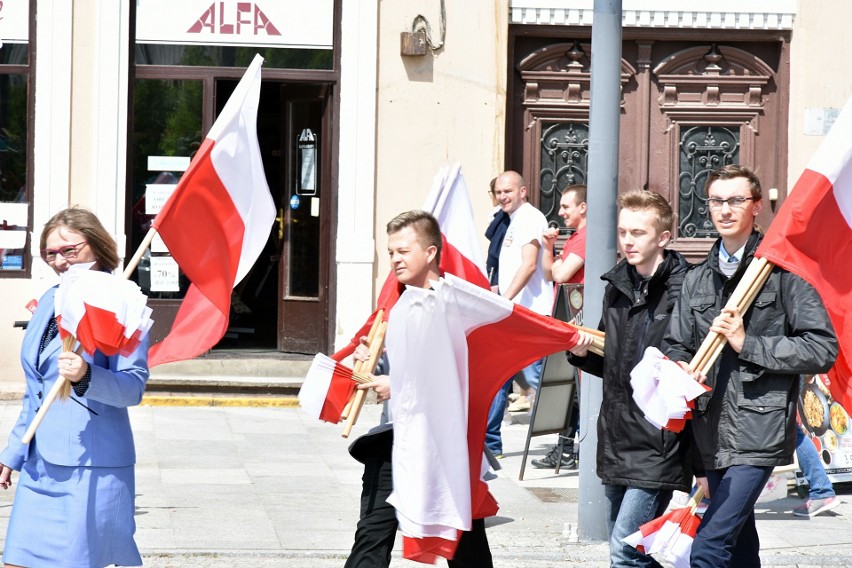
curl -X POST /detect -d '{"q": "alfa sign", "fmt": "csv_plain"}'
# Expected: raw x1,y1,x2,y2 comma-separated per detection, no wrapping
137,0,332,49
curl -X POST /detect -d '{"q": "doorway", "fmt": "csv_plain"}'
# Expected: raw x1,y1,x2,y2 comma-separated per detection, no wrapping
129,76,333,355
213,80,331,353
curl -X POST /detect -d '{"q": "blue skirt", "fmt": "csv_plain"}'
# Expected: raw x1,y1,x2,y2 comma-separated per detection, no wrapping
3,441,141,568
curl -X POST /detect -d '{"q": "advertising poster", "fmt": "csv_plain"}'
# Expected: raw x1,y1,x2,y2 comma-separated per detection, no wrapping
797,373,852,483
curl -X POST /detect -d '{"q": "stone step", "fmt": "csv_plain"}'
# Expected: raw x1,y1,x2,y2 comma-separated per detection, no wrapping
148,351,312,394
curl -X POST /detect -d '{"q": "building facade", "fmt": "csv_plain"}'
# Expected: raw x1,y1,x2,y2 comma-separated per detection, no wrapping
0,0,848,383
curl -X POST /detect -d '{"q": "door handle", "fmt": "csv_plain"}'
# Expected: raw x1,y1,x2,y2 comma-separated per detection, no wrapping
275,208,284,240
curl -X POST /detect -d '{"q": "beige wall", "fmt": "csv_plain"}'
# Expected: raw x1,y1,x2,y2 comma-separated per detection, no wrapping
787,0,852,187
372,1,508,288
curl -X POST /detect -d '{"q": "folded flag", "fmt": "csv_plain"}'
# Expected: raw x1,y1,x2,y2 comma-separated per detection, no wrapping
630,347,710,432
623,489,704,568
298,353,370,423
55,264,154,358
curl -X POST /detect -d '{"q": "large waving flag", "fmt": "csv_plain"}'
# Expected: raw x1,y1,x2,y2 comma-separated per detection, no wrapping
386,275,581,563
149,54,275,367
756,96,852,406
332,163,489,362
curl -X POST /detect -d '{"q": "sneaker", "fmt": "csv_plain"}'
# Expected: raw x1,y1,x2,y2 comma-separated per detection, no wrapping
507,396,531,412
531,446,576,469
508,393,521,402
793,497,840,517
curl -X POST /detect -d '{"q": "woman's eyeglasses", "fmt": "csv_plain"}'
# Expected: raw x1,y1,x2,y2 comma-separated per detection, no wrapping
41,241,88,263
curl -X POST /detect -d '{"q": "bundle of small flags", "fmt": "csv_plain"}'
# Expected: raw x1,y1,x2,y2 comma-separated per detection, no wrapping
299,353,372,423
629,347,710,432
55,264,154,357
623,488,705,568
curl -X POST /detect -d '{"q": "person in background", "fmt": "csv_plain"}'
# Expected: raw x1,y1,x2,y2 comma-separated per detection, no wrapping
568,190,692,567
663,165,837,568
484,176,510,290
485,171,551,457
532,184,587,469
0,207,149,568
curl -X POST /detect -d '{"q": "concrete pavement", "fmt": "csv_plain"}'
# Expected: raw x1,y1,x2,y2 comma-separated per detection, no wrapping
0,400,850,567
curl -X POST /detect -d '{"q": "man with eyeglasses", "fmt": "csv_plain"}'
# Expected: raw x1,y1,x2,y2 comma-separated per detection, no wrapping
663,164,837,568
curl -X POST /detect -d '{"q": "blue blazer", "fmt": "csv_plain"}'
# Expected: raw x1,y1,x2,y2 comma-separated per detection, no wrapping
0,286,149,470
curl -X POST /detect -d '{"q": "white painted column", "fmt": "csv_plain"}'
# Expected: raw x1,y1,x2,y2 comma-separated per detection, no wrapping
334,0,380,352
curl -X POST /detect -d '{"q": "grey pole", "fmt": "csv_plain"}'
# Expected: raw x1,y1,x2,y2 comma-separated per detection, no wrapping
578,0,622,542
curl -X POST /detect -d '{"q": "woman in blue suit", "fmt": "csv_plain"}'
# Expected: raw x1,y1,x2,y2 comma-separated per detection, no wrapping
0,207,149,568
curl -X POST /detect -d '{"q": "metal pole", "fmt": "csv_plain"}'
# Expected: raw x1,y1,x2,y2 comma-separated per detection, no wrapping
578,0,622,542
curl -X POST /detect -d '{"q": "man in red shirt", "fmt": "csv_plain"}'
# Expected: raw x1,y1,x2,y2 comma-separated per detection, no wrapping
530,184,586,467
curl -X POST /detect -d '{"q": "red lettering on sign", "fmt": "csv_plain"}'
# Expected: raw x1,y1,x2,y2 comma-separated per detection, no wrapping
186,2,281,37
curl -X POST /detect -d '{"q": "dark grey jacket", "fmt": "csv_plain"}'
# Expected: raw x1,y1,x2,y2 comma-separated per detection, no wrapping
663,232,838,471
569,250,693,491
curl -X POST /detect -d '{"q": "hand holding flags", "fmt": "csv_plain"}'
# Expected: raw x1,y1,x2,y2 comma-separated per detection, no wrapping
22,264,154,443
630,347,710,432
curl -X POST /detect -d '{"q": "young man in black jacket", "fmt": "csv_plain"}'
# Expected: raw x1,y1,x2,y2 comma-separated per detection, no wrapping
663,165,838,568
568,190,692,567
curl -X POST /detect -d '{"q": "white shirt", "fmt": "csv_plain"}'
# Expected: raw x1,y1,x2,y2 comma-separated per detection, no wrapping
497,202,552,315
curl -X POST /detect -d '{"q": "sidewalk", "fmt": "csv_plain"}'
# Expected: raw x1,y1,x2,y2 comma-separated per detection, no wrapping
0,400,849,567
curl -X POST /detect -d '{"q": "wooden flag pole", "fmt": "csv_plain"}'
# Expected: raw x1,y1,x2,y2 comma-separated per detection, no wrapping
690,258,774,376
341,310,385,420
123,226,159,279
342,319,389,438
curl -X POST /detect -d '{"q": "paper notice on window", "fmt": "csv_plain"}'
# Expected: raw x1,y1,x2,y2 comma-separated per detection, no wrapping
151,232,169,253
0,229,26,248
145,184,178,215
0,202,28,225
148,156,190,172
150,256,180,292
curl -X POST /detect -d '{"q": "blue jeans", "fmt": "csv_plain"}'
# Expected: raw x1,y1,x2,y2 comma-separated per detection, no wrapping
796,428,835,499
691,465,773,568
485,379,513,455
521,358,543,391
604,484,673,568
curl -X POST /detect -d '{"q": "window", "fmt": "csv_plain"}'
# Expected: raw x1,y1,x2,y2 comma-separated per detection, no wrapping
0,37,30,273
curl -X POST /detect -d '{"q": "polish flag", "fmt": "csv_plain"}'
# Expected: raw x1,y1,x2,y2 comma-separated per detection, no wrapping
623,496,702,568
385,275,580,563
298,353,364,423
756,96,852,407
149,54,275,367
332,163,489,362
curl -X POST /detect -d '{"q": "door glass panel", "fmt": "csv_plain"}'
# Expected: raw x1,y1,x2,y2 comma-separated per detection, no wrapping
129,78,203,297
286,99,322,298
678,124,740,239
540,121,589,225
0,72,29,271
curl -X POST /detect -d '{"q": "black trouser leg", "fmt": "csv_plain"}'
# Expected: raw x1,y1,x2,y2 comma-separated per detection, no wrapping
447,518,493,568
344,457,397,568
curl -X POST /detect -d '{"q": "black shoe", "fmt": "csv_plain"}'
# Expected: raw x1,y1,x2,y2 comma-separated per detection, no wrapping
531,447,576,469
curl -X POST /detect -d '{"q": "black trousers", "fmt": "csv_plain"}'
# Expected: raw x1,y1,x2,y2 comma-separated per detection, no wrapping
344,433,493,568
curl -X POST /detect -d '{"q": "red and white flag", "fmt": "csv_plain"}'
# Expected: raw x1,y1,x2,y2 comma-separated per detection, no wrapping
332,163,489,362
149,54,275,367
386,274,580,563
623,493,703,568
298,353,364,423
756,96,852,407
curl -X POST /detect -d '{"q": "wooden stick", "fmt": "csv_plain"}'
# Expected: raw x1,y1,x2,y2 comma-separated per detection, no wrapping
122,227,158,279
23,374,70,444
341,310,385,420
342,320,388,438
57,335,79,400
689,258,774,376
688,487,705,515
567,322,605,339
